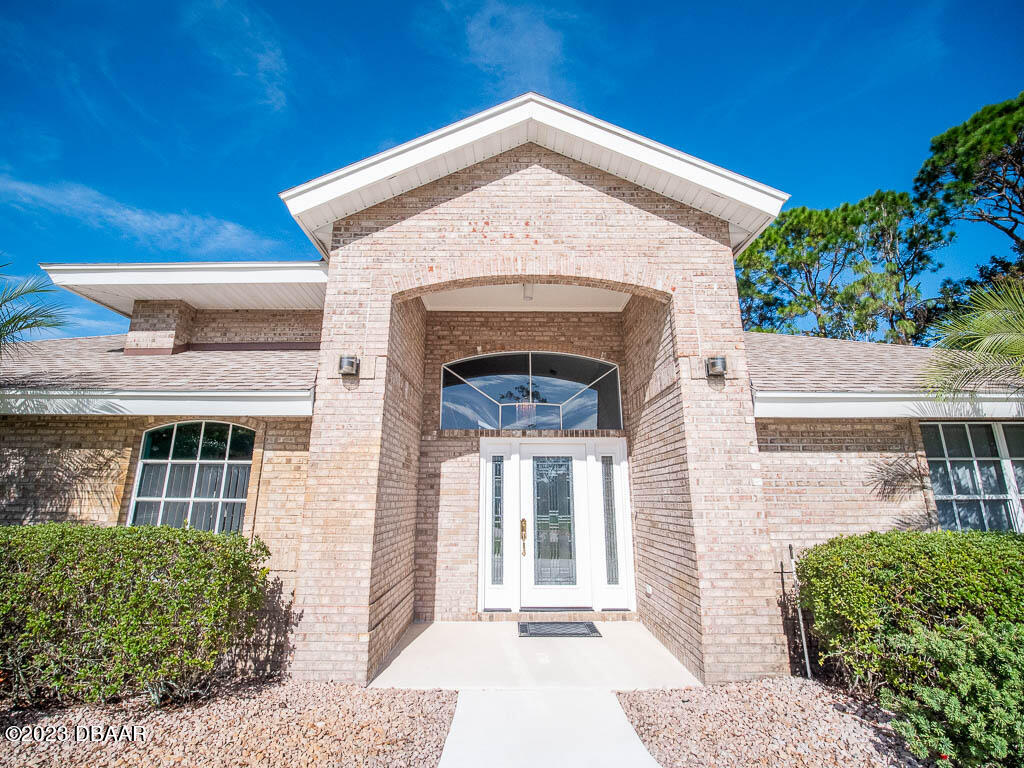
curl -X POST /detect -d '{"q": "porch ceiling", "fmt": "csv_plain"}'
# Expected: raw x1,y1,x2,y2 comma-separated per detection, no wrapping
420,282,631,312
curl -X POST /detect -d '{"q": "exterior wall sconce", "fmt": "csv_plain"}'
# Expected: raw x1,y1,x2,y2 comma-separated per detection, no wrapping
339,355,360,376
522,283,534,302
705,356,727,377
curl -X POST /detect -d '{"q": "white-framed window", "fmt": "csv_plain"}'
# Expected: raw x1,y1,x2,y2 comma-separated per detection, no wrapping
440,351,623,430
921,422,1024,533
129,421,256,533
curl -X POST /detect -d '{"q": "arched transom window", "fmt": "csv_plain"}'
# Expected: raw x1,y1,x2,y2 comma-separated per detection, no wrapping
129,421,255,533
441,352,622,430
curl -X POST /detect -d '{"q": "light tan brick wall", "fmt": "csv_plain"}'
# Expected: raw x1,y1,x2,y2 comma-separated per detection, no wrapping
295,142,789,683
366,297,427,676
0,416,135,526
757,418,934,562
415,310,625,621
126,302,323,353
190,310,323,346
125,300,195,353
248,418,313,577
621,295,705,678
415,435,480,620
0,415,311,586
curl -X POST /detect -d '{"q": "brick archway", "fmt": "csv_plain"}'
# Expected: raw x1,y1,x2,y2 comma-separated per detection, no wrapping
386,264,674,305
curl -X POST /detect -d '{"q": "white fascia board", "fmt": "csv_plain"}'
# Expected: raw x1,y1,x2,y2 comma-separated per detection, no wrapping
42,261,328,287
280,93,789,252
0,389,314,417
280,100,534,214
525,99,788,217
753,390,1024,419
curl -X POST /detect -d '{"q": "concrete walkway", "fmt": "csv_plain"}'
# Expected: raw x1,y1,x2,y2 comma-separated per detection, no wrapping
371,621,699,767
440,688,661,768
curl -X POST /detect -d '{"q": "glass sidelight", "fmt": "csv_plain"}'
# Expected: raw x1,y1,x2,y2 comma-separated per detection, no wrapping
491,457,504,584
532,456,576,585
600,455,619,585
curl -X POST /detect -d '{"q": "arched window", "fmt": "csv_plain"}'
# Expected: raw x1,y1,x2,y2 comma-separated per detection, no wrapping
129,421,256,533
441,352,622,430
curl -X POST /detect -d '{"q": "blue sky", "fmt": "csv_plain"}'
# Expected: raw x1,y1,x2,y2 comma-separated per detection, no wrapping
1,0,1022,337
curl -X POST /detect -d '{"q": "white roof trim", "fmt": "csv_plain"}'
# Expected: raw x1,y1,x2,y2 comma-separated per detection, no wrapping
42,261,328,281
0,389,315,417
280,93,789,257
41,261,328,316
753,390,1024,419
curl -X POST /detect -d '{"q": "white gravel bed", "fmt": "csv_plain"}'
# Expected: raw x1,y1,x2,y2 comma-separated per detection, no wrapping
618,676,927,768
1,680,457,768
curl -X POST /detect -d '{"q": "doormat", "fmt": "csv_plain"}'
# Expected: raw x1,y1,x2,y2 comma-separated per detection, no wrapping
518,621,601,638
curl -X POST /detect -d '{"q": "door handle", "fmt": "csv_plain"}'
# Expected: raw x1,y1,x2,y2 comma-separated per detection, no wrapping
520,519,527,556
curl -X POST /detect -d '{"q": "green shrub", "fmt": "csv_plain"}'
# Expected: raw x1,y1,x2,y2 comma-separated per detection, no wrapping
881,617,1024,767
796,530,1024,695
0,523,270,706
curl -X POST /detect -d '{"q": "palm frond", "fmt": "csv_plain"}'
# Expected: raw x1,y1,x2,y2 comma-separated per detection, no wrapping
925,280,1024,396
0,275,57,306
0,269,67,363
925,349,1024,395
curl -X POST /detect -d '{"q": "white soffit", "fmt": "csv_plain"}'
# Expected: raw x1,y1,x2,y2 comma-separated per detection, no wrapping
41,261,328,316
280,93,790,258
753,391,1024,419
421,283,631,312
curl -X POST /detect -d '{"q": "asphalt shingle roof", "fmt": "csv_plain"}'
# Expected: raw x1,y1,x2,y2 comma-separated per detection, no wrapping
744,331,934,393
0,331,940,396
0,335,318,392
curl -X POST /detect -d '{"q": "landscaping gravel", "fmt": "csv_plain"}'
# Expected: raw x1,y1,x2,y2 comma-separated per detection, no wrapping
618,676,927,768
0,680,457,768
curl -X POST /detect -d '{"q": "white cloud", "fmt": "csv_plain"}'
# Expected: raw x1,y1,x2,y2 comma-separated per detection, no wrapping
0,176,279,256
442,0,572,95
182,0,289,111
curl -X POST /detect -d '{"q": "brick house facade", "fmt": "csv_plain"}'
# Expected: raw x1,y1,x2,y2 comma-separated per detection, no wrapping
2,94,1021,686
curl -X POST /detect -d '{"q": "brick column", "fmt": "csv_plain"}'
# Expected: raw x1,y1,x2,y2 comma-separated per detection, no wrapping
290,259,392,682
124,300,194,355
671,257,789,682
291,256,426,683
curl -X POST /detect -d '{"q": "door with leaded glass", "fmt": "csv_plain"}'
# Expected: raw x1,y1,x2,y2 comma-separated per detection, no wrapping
519,444,592,609
478,437,635,612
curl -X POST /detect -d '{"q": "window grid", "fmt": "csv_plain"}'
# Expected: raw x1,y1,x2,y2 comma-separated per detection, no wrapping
129,422,253,534
440,351,621,430
923,422,1023,533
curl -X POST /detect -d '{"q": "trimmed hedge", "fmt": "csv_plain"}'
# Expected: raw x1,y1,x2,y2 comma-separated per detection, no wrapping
880,617,1024,767
0,523,270,706
796,530,1024,695
797,530,1024,766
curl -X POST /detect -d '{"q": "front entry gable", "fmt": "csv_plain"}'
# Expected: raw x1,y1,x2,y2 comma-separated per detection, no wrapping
325,142,735,269
280,93,789,258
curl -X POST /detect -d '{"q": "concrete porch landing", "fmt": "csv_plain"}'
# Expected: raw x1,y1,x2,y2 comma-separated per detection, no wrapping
369,620,701,690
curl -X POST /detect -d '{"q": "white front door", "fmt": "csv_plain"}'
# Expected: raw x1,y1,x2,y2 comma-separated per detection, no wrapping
519,444,592,608
479,438,635,612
